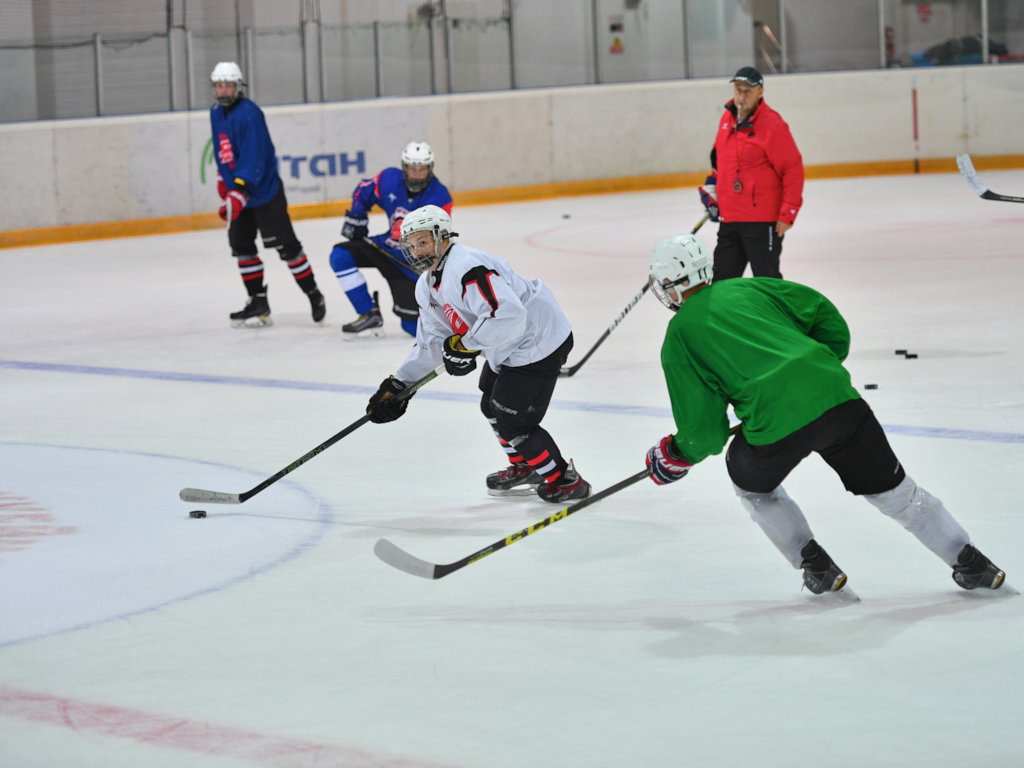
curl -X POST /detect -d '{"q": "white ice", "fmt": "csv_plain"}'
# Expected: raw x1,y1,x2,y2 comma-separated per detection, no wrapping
1,171,1023,767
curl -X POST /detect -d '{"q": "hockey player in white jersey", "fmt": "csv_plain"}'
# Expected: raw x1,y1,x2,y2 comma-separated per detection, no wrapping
366,205,591,503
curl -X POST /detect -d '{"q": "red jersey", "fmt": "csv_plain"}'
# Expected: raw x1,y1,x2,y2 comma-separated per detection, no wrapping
711,99,804,225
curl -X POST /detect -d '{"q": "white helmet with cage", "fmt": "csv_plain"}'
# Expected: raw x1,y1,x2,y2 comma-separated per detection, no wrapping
648,233,713,311
399,205,458,274
401,141,435,194
210,62,246,106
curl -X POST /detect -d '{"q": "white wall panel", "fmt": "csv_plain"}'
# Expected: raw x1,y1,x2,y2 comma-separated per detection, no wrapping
4,63,1024,233
0,123,58,230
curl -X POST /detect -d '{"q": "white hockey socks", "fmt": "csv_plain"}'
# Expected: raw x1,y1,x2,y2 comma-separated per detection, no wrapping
863,475,970,565
733,484,813,569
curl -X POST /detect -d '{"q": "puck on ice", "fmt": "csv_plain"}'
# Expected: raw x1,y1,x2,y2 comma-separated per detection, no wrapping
562,214,571,219
905,353,918,359
189,510,207,519
895,349,907,355
864,384,878,390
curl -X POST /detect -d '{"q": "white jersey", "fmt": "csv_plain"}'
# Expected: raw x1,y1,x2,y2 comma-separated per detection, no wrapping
394,243,572,382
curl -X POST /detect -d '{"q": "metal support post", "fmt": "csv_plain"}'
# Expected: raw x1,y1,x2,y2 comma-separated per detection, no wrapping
168,31,177,110
507,0,517,89
301,22,309,102
682,0,691,78
245,27,255,102
981,0,990,64
591,0,602,84
185,28,195,109
778,0,788,73
373,21,382,97
94,34,104,116
878,0,886,69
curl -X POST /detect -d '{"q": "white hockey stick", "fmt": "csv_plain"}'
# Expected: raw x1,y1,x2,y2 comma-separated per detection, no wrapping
956,154,1024,203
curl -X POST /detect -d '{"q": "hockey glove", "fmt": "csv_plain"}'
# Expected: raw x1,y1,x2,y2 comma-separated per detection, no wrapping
367,376,411,424
219,189,248,222
341,210,369,240
699,176,719,222
646,435,694,485
442,334,479,377
216,173,228,200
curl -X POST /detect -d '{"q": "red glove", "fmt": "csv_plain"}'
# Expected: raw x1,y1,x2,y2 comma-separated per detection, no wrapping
646,435,694,485
218,189,248,222
216,173,227,200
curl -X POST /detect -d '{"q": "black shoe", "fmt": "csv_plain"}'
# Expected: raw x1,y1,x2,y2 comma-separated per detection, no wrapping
486,463,543,497
307,288,326,323
537,460,591,504
342,291,384,340
230,292,272,327
952,544,1005,590
800,539,848,594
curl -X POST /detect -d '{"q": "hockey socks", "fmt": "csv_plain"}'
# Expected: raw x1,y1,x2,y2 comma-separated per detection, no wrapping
236,255,266,295
497,427,568,484
330,244,376,314
286,251,319,294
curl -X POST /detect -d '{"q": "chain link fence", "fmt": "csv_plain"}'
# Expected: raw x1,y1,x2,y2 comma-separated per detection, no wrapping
3,0,1023,124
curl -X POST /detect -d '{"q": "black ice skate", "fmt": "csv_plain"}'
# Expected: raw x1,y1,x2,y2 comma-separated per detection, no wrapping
230,292,272,328
307,288,326,324
952,544,1005,590
800,539,849,594
537,460,592,504
342,291,385,341
486,463,543,497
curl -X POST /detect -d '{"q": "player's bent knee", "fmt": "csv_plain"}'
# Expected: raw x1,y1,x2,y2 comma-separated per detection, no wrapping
278,243,304,262
329,244,356,272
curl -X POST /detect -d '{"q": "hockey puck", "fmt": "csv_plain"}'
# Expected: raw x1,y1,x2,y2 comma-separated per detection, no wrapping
864,384,878,390
895,350,907,355
905,353,918,359
189,510,207,519
562,214,571,219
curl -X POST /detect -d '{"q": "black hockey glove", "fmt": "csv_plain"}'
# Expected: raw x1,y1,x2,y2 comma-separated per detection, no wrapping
367,376,411,423
442,334,480,376
341,210,369,240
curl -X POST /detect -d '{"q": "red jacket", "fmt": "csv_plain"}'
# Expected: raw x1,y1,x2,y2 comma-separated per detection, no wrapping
710,99,804,225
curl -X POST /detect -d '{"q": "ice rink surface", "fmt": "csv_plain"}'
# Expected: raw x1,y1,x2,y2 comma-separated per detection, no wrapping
2,171,1023,767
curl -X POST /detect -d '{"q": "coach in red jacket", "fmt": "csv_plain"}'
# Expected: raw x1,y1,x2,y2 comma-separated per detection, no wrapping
699,67,804,281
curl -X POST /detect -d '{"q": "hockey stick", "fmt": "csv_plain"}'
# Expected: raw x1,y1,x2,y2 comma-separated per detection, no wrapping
559,212,711,377
374,468,653,579
956,154,1024,203
374,423,741,579
179,364,447,505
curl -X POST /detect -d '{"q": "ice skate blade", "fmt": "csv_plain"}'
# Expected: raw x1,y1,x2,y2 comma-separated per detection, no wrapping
342,327,386,342
487,486,542,498
807,585,860,602
231,315,272,328
961,580,1019,598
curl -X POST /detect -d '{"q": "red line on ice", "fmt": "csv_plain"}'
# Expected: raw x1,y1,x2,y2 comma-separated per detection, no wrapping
0,687,461,768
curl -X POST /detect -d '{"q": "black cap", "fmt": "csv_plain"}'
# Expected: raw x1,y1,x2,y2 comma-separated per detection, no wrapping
731,67,764,87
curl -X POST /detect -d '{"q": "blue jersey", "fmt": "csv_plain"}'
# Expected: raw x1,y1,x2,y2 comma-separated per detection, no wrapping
350,167,453,279
210,98,280,208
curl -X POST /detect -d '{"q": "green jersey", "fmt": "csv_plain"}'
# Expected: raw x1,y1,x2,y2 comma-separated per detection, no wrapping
661,278,860,464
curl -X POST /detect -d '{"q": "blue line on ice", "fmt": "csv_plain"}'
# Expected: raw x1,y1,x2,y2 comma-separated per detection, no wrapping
3,359,1023,445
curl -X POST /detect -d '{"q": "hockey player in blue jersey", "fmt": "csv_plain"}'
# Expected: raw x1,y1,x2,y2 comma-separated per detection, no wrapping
328,142,453,340
210,61,325,328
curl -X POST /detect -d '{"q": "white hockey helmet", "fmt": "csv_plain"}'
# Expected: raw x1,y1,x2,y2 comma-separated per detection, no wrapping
210,62,245,106
649,233,713,311
399,204,458,274
401,141,435,193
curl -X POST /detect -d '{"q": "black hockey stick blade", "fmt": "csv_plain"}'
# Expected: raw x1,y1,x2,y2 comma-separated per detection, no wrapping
956,154,1024,203
374,467,653,579
179,364,446,505
559,212,711,378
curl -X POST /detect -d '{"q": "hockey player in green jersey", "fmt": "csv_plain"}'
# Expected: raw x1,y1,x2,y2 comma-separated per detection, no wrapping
643,233,1006,595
